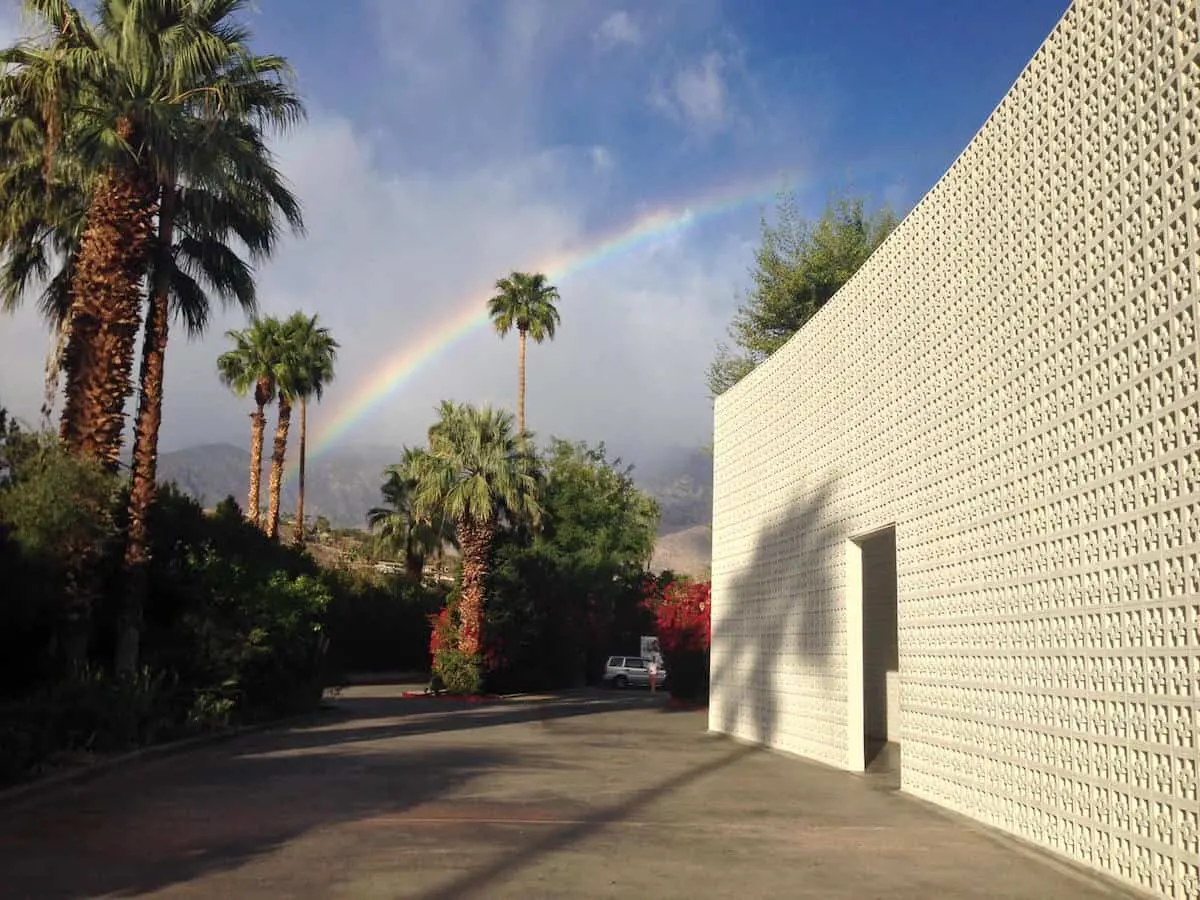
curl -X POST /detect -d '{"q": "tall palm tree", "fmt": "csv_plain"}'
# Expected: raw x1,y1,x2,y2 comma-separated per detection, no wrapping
263,317,308,541
217,316,284,526
409,402,541,657
118,149,303,672
285,311,337,547
0,0,304,470
487,271,561,435
368,447,457,580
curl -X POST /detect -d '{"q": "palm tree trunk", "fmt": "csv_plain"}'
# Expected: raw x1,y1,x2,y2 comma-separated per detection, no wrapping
59,121,157,469
61,542,100,673
247,379,270,526
293,396,307,547
517,327,527,435
456,517,494,658
266,395,292,540
405,549,425,581
116,182,176,675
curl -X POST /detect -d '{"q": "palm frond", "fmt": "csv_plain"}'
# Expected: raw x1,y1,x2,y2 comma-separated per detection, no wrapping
486,270,562,342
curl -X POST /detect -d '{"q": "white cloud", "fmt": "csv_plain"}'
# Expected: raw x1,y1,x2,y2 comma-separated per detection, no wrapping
0,0,756,466
650,52,731,133
595,10,641,48
590,145,614,171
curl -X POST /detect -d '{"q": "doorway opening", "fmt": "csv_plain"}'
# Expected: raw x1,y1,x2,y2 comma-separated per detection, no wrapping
847,526,899,779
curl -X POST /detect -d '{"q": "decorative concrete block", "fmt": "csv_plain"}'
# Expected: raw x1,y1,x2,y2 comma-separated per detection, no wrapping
709,1,1200,896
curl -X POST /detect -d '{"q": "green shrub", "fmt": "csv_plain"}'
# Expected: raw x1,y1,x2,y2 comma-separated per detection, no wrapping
0,424,355,783
159,550,332,717
0,435,121,678
0,665,180,783
433,649,483,695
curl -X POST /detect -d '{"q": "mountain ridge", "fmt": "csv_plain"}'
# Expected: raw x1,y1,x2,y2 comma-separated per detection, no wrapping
156,441,713,575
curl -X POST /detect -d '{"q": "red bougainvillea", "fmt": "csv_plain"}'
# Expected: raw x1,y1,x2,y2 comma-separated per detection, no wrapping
428,602,507,672
640,575,711,656
428,605,456,658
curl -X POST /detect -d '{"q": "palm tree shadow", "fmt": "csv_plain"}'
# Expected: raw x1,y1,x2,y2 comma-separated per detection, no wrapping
710,480,842,760
416,744,758,900
0,741,523,900
235,692,677,755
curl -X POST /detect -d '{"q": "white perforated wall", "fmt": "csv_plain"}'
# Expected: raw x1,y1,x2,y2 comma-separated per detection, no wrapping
708,1,1200,897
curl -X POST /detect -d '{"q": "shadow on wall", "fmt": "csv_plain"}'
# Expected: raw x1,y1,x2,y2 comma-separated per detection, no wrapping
711,479,842,753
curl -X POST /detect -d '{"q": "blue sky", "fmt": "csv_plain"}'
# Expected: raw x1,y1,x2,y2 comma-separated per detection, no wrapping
253,0,1069,215
0,0,1071,463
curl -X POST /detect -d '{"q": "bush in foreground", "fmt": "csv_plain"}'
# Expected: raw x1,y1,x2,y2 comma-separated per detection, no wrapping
0,421,347,784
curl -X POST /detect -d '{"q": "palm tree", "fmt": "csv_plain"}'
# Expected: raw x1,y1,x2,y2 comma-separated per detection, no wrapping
263,316,310,541
409,402,541,657
0,0,304,469
487,271,561,435
284,311,337,547
368,448,457,580
118,150,303,672
217,316,284,527
0,105,89,418
1,1,305,673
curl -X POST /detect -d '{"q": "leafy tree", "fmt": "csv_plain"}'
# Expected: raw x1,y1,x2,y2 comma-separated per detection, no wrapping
486,439,660,690
217,316,284,527
284,312,338,547
487,271,561,435
708,193,897,396
409,401,541,658
368,447,457,580
534,439,659,575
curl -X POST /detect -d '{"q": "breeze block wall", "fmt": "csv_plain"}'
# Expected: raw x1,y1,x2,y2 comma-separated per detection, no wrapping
708,1,1200,896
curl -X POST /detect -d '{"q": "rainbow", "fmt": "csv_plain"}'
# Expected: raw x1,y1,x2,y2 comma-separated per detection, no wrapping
292,172,799,472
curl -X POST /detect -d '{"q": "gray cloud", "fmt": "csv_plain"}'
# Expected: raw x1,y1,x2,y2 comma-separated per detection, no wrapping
0,0,761,466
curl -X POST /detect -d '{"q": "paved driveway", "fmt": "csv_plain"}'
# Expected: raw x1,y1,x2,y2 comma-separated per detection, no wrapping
0,686,1135,899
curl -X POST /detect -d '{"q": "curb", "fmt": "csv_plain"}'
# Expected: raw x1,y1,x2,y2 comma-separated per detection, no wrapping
0,707,330,809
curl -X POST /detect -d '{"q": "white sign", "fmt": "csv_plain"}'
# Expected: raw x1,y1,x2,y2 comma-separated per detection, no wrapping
640,635,663,665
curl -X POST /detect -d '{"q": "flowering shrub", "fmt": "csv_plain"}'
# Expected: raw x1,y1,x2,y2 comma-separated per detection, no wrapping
642,577,711,654
641,575,711,700
427,603,475,693
428,605,455,658
427,601,499,695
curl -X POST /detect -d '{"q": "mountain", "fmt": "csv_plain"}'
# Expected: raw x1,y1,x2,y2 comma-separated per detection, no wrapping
157,441,714,575
628,444,713,534
649,524,711,578
157,442,397,528
156,443,251,505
